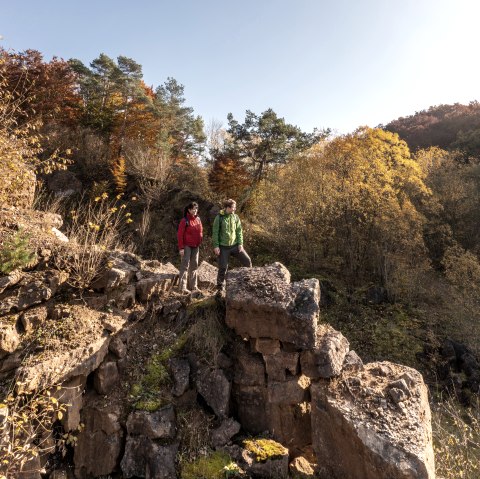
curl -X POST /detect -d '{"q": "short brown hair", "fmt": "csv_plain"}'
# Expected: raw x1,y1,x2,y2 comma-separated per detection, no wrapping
223,198,236,208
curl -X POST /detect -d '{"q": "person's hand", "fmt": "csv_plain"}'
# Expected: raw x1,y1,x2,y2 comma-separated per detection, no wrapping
214,247,220,256
238,245,244,253
179,249,185,256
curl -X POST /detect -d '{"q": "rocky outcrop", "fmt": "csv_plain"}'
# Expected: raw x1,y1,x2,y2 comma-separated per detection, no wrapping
224,262,435,478
226,263,319,349
311,362,435,479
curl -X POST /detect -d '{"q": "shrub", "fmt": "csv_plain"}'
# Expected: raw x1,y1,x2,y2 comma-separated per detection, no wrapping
432,395,480,478
53,193,131,290
0,381,67,479
0,229,36,274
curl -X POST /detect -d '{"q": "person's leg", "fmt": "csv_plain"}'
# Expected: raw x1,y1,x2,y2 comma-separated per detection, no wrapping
216,246,230,290
187,246,199,290
232,245,252,268
178,246,192,291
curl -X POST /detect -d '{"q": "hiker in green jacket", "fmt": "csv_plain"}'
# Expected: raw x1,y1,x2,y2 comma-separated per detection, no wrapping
212,198,252,294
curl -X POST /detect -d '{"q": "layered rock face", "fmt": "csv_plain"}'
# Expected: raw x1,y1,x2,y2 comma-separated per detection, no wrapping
225,263,435,479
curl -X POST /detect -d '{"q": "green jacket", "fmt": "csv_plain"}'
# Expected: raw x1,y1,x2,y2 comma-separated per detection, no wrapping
212,210,243,248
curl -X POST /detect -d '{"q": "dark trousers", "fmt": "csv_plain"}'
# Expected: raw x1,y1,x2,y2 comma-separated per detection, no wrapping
217,245,252,288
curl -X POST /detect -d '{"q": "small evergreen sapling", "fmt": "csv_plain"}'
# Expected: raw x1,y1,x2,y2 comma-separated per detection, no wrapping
0,229,36,274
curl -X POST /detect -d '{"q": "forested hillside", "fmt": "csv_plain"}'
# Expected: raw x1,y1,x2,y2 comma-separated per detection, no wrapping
1,48,480,478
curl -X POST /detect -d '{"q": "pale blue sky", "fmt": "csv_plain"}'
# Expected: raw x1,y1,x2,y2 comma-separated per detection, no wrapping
2,0,479,134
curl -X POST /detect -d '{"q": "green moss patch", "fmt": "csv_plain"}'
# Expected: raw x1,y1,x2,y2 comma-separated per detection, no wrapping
181,451,238,479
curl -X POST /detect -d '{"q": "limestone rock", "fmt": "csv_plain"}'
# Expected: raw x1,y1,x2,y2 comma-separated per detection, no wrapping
74,406,123,478
136,263,179,302
232,385,269,435
91,256,138,291
233,345,266,386
54,375,86,431
0,270,68,315
300,325,349,379
0,269,23,294
196,367,231,418
240,439,289,479
145,442,178,479
121,435,148,478
17,307,126,392
126,405,176,440
226,263,319,349
251,337,281,355
311,362,435,479
343,349,364,373
20,306,48,333
289,456,316,478
93,360,119,395
109,335,127,358
169,357,190,397
211,417,241,447
197,260,218,290
121,436,178,479
264,351,299,381
267,376,310,404
0,320,20,357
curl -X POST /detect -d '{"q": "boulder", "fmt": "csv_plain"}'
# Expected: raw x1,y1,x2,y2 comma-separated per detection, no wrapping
47,169,82,198
197,260,218,290
289,456,316,478
126,405,176,440
211,417,241,448
91,256,138,291
20,306,49,333
169,357,190,397
232,384,269,435
0,320,20,357
300,325,349,379
54,375,86,431
121,435,148,478
240,439,289,479
196,367,231,418
136,263,179,302
145,442,178,479
343,350,364,373
311,362,435,479
109,335,127,359
226,263,319,349
121,436,178,479
74,406,123,478
93,360,119,395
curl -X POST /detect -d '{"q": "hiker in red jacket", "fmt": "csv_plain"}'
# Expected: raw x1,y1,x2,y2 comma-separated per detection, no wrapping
177,202,203,293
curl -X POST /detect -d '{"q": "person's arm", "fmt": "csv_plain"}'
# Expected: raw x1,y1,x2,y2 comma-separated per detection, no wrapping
177,218,186,251
236,214,244,246
212,215,220,255
199,217,203,242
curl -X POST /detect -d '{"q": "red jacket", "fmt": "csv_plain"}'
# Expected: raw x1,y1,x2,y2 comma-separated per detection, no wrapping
177,213,203,250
